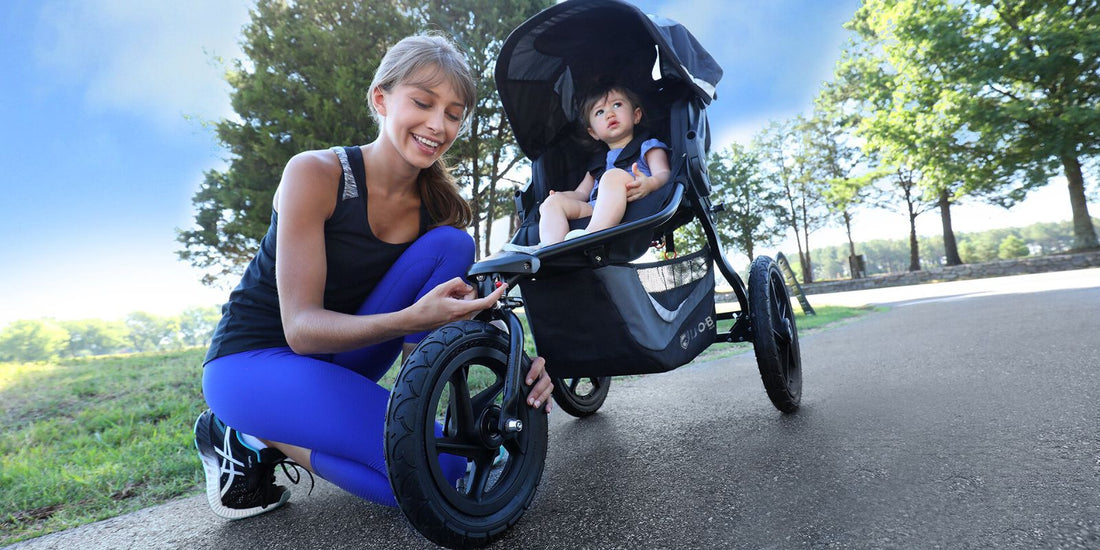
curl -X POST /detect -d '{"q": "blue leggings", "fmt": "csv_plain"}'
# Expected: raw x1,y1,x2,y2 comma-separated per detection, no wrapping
203,226,473,506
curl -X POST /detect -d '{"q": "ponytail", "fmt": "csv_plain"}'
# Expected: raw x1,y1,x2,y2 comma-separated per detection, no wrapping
418,158,472,229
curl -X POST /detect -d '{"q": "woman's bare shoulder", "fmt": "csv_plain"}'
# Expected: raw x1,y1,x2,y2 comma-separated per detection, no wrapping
274,148,343,213
285,148,343,178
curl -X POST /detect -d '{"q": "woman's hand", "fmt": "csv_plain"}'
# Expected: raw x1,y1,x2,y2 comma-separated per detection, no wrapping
525,356,554,413
404,277,508,333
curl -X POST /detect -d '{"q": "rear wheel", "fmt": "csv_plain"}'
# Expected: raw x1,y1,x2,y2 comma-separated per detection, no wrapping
747,256,802,413
385,320,548,549
550,376,611,417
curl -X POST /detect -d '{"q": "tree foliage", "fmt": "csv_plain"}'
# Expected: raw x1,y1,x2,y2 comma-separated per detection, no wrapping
0,320,69,362
414,0,553,259
178,0,552,281
677,143,786,261
796,218,1089,281
0,307,222,362
848,0,1100,250
754,118,830,283
178,0,417,285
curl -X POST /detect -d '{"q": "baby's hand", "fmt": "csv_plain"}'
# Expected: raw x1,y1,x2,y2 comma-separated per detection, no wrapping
627,163,648,202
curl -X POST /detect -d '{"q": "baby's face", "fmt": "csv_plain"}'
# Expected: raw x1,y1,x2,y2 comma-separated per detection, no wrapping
587,90,642,147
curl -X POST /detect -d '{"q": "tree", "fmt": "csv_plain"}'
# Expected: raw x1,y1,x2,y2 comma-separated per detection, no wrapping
415,0,552,259
802,99,871,277
676,143,785,261
0,319,69,362
833,21,970,267
178,306,222,348
178,0,418,284
125,312,182,353
872,167,938,271
754,118,830,283
997,234,1030,260
851,0,1100,251
60,319,128,357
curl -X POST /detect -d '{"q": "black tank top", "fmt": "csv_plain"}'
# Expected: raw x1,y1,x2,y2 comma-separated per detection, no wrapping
204,146,430,363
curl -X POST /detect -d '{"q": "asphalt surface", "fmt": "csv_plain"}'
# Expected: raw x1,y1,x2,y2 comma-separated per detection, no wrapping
9,269,1100,550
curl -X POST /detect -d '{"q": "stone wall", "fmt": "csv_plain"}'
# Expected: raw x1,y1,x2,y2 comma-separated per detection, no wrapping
796,249,1100,295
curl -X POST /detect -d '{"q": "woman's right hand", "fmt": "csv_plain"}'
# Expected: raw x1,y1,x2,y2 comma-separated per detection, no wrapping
403,277,508,332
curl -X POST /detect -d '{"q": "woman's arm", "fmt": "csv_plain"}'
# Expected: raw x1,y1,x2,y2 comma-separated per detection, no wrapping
273,151,504,355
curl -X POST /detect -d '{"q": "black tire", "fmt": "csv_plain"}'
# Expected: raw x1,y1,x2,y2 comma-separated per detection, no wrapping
747,255,803,413
385,320,548,549
550,376,611,417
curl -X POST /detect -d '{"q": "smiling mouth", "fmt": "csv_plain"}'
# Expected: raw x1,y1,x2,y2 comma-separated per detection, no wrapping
413,135,441,149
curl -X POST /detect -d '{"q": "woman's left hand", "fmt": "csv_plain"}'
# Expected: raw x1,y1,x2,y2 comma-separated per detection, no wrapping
525,356,554,413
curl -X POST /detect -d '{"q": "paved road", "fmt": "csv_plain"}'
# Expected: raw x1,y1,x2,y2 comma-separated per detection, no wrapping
10,269,1100,549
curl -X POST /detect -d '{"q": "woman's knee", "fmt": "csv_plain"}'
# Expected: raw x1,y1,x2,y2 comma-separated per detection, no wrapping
415,225,474,256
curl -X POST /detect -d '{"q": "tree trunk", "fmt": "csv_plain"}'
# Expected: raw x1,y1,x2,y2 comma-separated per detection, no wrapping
906,193,920,272
908,217,921,272
469,119,483,260
484,177,498,258
1062,154,1099,250
939,187,962,266
785,215,806,284
801,225,814,284
844,210,857,258
843,209,861,279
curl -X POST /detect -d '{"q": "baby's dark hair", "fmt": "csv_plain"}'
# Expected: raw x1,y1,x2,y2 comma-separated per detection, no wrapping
578,80,644,129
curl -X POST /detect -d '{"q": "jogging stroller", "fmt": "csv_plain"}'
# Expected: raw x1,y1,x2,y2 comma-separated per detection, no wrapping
383,1,803,547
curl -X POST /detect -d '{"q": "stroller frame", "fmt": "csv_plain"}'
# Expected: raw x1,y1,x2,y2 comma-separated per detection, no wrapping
382,1,803,547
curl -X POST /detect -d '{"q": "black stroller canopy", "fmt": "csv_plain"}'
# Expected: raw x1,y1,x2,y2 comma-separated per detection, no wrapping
495,0,723,160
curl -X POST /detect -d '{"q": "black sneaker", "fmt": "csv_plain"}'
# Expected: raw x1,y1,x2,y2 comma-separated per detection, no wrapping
194,410,291,520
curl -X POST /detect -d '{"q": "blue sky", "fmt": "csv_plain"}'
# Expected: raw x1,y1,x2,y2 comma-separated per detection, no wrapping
0,0,1087,325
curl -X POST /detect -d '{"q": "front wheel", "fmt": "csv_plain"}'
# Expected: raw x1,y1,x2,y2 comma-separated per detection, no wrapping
747,255,803,413
385,320,548,549
550,376,611,417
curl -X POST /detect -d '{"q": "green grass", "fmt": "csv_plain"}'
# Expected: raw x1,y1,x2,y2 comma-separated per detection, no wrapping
1,349,207,545
0,305,872,544
694,304,877,362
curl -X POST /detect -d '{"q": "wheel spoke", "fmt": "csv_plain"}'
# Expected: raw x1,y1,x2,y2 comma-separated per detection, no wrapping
467,456,492,500
448,367,476,435
434,436,483,459
470,378,504,413
772,326,791,347
503,434,524,458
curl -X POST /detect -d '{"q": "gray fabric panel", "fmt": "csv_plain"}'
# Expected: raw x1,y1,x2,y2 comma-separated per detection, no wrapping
593,265,713,351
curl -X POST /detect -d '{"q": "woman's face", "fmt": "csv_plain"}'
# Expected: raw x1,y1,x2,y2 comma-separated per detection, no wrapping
374,69,466,170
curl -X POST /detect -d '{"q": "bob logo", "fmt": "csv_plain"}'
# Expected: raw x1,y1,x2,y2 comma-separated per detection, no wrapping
679,315,715,349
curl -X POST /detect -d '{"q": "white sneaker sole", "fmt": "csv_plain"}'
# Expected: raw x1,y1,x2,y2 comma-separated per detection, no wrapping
194,413,290,520
197,449,290,520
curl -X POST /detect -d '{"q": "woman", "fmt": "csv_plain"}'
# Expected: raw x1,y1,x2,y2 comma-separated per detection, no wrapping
194,33,554,520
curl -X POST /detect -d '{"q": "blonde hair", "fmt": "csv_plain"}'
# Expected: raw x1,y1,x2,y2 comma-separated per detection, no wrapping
370,34,475,229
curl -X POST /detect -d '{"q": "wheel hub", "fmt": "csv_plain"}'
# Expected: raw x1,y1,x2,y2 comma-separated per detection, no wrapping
479,405,504,448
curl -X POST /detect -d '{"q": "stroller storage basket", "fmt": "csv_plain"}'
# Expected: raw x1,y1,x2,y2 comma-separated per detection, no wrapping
520,247,716,378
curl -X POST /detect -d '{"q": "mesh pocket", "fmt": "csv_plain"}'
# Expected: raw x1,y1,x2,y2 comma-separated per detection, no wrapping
637,249,712,313
519,247,716,378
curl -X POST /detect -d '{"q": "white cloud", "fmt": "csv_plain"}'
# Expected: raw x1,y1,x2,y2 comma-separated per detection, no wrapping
34,0,251,130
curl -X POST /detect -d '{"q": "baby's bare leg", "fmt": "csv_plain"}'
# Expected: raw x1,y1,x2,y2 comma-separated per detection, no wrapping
539,193,594,245
586,169,630,233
